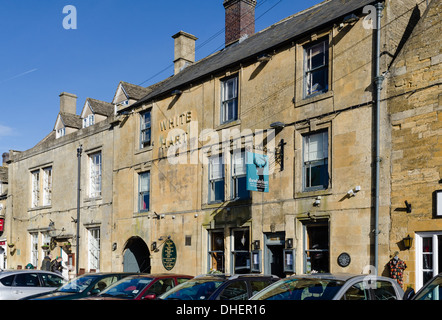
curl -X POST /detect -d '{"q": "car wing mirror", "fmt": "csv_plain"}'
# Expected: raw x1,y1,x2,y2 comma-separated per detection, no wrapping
403,287,415,300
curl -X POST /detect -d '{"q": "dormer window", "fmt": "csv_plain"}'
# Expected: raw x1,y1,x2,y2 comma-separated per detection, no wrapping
83,114,95,128
56,127,65,138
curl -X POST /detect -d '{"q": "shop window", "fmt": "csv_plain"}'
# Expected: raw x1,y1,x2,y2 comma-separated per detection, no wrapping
304,221,329,273
209,230,225,273
416,232,442,289
232,228,250,274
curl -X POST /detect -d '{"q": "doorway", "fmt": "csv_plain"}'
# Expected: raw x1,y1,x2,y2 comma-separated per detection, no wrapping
123,236,151,273
265,232,285,278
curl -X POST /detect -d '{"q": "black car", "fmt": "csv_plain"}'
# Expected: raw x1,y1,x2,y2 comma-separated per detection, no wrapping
21,272,139,300
159,274,279,300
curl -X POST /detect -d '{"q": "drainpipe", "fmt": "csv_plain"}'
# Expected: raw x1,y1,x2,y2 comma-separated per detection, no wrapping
76,145,82,276
373,2,384,275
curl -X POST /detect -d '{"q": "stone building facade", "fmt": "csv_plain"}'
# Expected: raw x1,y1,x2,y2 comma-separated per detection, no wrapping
109,0,425,278
0,153,8,269
388,0,441,290
4,0,435,288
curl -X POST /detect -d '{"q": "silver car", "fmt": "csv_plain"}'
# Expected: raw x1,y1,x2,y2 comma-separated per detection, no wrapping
250,273,405,300
0,270,67,300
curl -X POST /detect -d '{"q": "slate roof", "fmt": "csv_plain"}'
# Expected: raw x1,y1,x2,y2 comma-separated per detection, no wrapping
126,0,377,110
87,98,114,117
59,112,82,129
119,81,153,100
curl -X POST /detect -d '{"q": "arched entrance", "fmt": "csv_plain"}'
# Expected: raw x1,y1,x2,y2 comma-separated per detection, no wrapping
123,236,151,273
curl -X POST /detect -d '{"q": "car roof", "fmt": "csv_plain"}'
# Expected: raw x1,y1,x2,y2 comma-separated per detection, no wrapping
285,273,395,282
193,273,279,281
0,269,63,276
121,273,193,279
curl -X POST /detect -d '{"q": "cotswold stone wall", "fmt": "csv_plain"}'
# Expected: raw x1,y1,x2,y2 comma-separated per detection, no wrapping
388,0,441,289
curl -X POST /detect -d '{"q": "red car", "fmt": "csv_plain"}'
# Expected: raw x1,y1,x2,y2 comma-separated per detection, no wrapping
81,273,193,300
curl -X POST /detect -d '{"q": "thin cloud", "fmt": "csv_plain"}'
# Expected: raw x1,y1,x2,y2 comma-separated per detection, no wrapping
0,68,38,84
0,125,14,137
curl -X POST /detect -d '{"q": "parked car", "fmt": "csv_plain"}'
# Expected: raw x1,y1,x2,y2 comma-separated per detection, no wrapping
82,273,193,300
159,274,279,300
22,272,138,300
249,273,405,300
404,273,441,300
0,269,67,300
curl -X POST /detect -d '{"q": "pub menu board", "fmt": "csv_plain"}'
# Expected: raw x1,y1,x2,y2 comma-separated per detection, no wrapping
162,239,177,271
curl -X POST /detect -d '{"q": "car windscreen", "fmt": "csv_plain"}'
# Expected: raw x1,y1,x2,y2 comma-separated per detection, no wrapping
57,275,98,293
251,277,345,300
160,279,224,300
414,276,442,300
98,277,153,299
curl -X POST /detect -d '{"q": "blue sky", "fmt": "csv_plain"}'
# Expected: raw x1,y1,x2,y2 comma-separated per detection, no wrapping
0,0,323,154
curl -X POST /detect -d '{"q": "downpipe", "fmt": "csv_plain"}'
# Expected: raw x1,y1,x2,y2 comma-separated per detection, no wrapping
373,2,384,275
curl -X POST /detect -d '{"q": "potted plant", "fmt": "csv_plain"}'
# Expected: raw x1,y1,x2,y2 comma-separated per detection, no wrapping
41,244,50,250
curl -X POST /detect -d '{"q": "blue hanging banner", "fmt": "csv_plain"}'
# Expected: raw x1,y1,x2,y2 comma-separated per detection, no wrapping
246,152,269,193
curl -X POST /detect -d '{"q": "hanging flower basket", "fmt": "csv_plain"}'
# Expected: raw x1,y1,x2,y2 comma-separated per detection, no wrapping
41,245,50,250
8,243,15,248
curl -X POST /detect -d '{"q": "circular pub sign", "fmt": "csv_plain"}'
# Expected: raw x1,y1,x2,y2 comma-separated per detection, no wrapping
161,239,177,271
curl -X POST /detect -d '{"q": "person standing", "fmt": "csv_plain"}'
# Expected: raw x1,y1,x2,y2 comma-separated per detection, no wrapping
41,253,52,271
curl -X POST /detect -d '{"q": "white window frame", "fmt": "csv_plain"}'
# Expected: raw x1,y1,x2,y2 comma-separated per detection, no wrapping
209,155,225,203
88,228,100,271
303,130,329,191
56,127,66,138
138,171,150,212
231,151,249,200
30,233,38,268
304,39,329,98
89,152,102,198
83,114,95,128
221,76,238,124
31,170,40,208
140,111,151,149
42,167,52,206
415,232,442,290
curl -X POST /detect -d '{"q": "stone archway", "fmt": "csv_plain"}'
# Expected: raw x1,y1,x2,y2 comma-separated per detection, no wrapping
123,236,151,273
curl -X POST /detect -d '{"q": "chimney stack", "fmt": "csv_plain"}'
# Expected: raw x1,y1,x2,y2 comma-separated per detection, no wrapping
223,0,256,46
59,92,77,114
172,31,198,75
2,152,9,167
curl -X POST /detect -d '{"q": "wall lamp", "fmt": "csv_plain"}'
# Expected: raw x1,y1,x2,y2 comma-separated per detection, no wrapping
338,13,359,30
405,201,412,213
257,53,272,62
313,196,321,206
171,89,182,96
347,186,361,197
270,121,285,130
403,235,413,250
286,238,293,249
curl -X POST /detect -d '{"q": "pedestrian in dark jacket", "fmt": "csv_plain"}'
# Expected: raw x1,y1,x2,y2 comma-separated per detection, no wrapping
51,256,63,274
41,253,52,271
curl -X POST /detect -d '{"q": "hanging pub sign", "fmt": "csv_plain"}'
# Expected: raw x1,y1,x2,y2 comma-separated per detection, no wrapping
246,152,269,192
0,218,4,232
161,239,177,271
